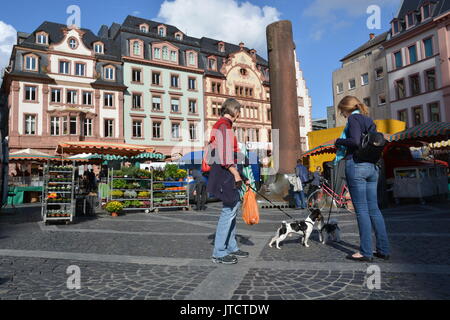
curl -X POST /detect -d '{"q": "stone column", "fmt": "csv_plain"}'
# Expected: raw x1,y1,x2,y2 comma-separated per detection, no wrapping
267,20,301,174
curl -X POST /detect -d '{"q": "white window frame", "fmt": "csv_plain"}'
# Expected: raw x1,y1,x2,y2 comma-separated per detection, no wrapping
25,115,36,135
84,118,93,137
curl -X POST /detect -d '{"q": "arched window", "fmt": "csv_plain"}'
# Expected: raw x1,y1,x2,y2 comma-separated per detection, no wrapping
162,46,169,60
24,54,38,71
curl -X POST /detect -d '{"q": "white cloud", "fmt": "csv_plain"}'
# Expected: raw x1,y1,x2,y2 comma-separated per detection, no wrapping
133,11,141,16
304,0,402,40
0,21,16,76
157,0,280,56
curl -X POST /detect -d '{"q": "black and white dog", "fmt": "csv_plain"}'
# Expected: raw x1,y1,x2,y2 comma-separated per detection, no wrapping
269,209,325,249
320,218,341,244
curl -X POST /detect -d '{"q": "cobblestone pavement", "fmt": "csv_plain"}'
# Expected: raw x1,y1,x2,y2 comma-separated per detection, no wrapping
0,201,449,300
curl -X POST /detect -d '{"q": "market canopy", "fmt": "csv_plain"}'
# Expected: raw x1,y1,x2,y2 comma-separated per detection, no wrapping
389,121,450,143
56,142,155,157
9,148,61,162
302,140,337,158
131,152,166,161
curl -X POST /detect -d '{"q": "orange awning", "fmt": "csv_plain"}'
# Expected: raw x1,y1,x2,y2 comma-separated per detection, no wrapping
56,142,154,157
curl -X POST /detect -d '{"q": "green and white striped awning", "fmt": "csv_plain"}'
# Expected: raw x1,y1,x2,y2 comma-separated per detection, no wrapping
389,122,450,143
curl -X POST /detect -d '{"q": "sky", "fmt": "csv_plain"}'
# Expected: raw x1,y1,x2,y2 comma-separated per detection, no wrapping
0,0,403,119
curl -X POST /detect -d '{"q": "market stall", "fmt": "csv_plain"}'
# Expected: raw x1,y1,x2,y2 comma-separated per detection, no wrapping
7,149,62,205
388,122,449,204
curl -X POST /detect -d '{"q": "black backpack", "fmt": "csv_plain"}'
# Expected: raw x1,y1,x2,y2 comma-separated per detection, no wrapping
354,123,387,164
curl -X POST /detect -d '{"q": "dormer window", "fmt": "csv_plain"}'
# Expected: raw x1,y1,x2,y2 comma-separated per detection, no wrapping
68,38,78,50
162,46,169,60
158,26,166,37
188,51,196,66
94,42,104,54
104,66,115,81
130,40,144,58
392,20,400,35
208,57,217,71
139,24,149,33
154,47,161,59
175,32,183,41
406,12,415,28
170,50,177,62
423,3,431,20
24,54,38,71
218,42,225,52
36,32,48,45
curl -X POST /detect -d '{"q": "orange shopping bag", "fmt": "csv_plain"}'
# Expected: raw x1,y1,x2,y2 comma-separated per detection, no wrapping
242,188,260,225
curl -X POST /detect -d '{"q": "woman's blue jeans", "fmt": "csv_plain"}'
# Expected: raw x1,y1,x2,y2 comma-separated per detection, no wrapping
213,201,241,258
345,158,390,258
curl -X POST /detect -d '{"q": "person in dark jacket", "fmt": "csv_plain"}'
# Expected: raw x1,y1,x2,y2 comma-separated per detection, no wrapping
294,159,309,209
335,96,390,262
206,98,250,265
191,168,207,211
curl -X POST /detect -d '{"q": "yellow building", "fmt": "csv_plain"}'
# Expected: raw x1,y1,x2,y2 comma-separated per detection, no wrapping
305,119,406,172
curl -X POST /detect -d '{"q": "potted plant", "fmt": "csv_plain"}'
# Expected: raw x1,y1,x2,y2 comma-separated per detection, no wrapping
164,164,179,181
105,201,124,217
124,190,137,199
138,191,150,199
110,190,124,199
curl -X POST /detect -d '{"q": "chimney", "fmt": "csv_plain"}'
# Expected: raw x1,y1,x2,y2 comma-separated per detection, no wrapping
239,42,245,50
370,33,375,40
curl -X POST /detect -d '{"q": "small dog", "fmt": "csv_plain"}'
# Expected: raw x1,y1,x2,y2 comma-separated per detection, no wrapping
320,218,341,244
269,209,325,249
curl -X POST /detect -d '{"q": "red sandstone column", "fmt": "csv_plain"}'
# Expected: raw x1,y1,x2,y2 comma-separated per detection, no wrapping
266,21,301,174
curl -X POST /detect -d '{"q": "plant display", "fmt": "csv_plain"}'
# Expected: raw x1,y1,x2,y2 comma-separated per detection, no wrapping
137,169,152,178
124,190,137,199
105,201,124,213
113,170,124,177
138,191,150,199
164,164,179,180
153,183,165,190
110,190,124,199
153,170,164,181
175,169,188,180
112,179,128,189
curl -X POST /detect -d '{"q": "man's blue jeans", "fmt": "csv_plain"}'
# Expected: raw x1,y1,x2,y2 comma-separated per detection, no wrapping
213,201,241,258
293,191,306,209
345,158,390,258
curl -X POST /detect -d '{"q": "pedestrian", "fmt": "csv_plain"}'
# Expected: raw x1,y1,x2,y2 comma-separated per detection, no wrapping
335,96,390,262
294,159,309,209
190,168,207,211
287,172,303,210
308,166,322,199
206,98,250,265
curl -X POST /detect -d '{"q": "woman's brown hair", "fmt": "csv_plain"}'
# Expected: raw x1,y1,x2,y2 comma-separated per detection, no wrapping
337,96,370,116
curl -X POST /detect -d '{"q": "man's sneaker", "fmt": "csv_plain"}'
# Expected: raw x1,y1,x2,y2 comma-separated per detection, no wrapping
230,250,249,258
212,255,238,265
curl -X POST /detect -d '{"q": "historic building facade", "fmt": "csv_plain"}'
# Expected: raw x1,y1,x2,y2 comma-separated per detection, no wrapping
201,39,272,151
384,0,450,128
295,52,313,151
333,32,390,127
104,16,205,156
2,16,315,159
1,22,126,155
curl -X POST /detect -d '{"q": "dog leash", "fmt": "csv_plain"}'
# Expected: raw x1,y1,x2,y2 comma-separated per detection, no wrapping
247,185,295,220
